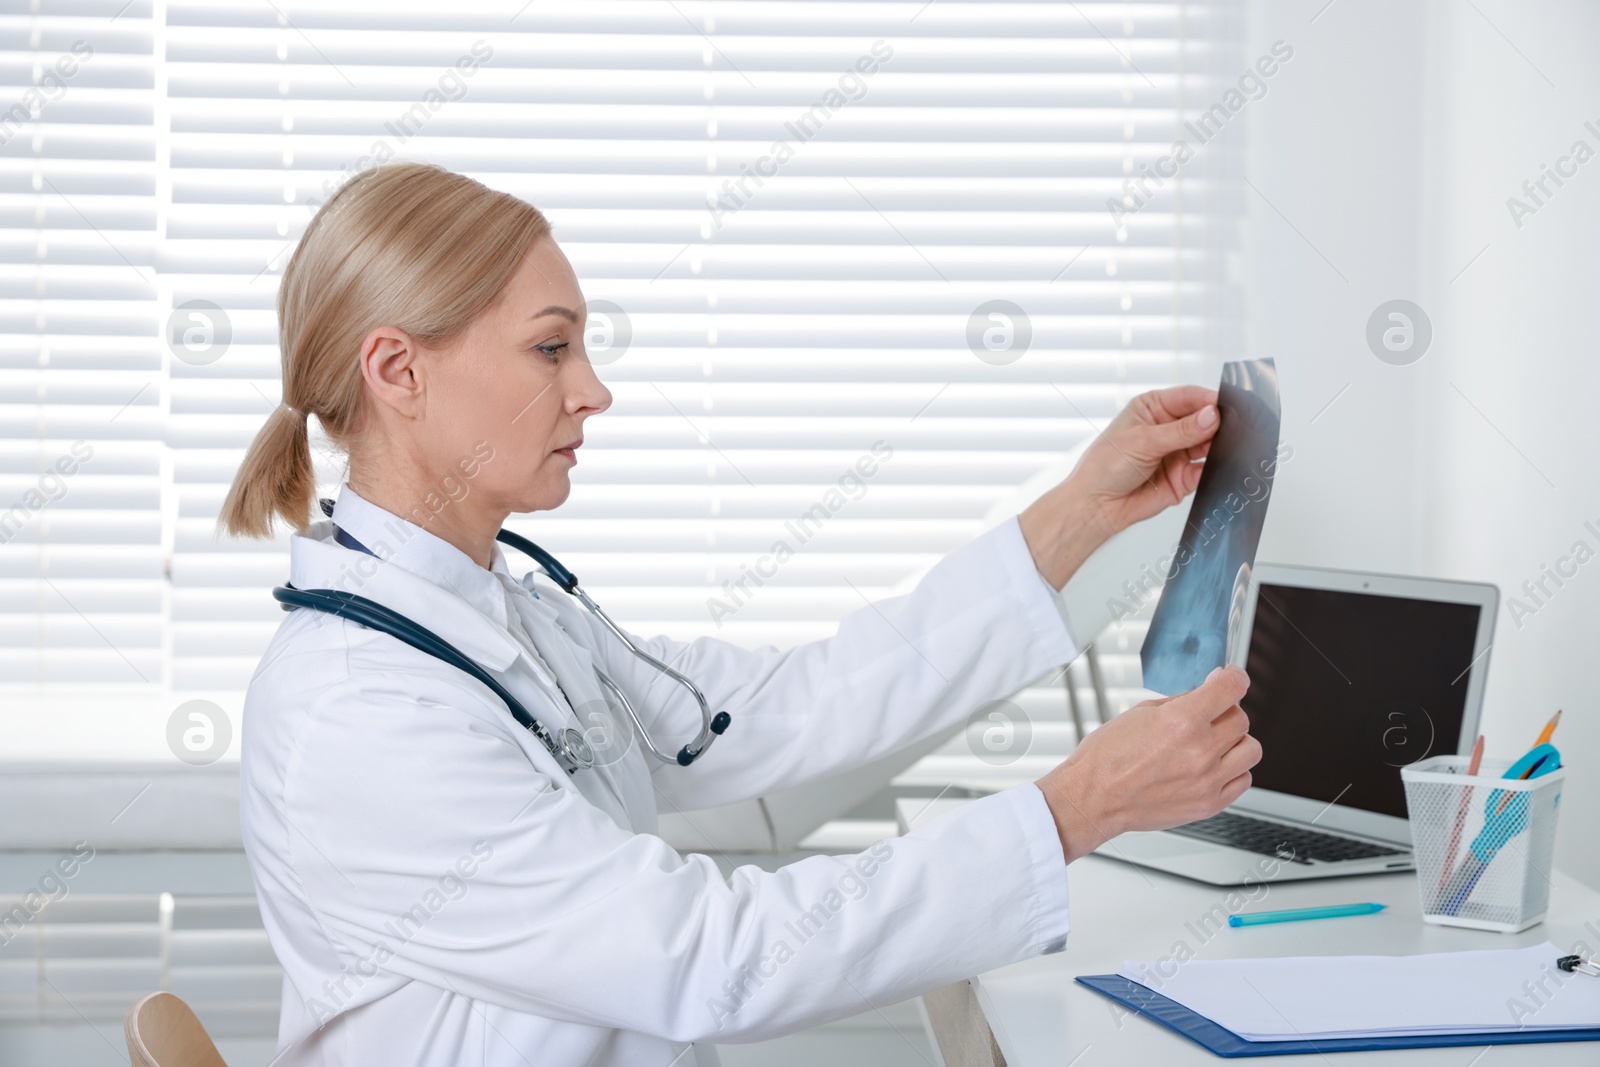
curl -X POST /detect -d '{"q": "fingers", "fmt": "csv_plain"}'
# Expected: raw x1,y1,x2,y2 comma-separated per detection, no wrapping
1212,703,1250,741
1162,452,1205,498
1211,663,1250,697
1219,730,1263,780
1180,459,1205,495
1142,384,1219,420
1136,399,1221,459
1173,664,1250,721
1218,770,1253,808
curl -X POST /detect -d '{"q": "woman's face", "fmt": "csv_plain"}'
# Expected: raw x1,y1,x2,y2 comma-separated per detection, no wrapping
399,234,613,517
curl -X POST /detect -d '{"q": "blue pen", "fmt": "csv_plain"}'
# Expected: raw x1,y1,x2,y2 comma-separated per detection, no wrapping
1438,743,1561,916
1228,902,1387,927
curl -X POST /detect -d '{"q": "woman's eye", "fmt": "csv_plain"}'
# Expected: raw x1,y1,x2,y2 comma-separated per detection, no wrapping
536,342,568,362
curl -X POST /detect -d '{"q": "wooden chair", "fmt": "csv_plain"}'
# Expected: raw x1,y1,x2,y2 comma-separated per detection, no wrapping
124,992,229,1067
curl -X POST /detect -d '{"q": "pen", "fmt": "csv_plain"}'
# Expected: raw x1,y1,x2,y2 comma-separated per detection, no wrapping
1433,733,1485,911
1493,752,1551,816
1491,729,1562,818
1228,902,1386,927
1439,744,1561,915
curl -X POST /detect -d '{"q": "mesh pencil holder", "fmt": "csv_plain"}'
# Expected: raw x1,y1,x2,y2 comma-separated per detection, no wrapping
1401,754,1565,933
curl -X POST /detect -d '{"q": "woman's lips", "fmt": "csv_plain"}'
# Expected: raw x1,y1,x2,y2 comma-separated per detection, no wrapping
554,439,582,463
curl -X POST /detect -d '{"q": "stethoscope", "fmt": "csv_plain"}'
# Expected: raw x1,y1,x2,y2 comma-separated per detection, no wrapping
271,499,731,775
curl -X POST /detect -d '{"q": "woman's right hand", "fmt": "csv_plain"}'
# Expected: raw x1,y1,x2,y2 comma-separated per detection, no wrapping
1035,665,1260,863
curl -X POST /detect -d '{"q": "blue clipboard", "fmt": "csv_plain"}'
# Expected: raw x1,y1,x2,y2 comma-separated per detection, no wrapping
1075,974,1600,1057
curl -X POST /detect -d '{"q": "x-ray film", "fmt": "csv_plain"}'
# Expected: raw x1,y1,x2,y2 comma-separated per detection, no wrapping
1140,359,1283,695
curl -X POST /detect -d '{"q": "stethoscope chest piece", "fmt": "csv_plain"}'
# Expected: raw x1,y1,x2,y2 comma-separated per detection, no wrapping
559,727,595,769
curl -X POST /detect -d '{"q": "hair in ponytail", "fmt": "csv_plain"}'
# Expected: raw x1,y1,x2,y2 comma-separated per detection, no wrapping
217,162,553,539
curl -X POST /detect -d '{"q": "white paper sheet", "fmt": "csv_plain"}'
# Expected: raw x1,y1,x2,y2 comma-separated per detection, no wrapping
1119,942,1600,1040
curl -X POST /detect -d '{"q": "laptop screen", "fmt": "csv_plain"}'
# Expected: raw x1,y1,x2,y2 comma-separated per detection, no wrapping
1240,583,1483,820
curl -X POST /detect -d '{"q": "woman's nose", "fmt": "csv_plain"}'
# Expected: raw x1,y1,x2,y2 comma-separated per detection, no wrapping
567,357,612,416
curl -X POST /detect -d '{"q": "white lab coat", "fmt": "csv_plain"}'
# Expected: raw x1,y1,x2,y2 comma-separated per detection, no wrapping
240,483,1080,1067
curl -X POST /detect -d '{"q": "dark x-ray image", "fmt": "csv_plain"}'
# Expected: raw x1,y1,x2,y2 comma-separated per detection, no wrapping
1141,359,1283,695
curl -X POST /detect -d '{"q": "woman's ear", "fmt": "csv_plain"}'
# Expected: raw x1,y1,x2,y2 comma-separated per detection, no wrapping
359,326,425,419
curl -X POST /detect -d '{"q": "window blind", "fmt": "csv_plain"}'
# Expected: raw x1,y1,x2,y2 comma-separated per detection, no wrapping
0,891,280,1035
2,1,1240,787
0,3,160,694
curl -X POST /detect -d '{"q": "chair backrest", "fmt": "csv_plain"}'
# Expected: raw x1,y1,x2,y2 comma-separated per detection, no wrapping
124,992,229,1067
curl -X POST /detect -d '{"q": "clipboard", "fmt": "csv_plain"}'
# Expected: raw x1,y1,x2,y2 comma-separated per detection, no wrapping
1075,974,1600,1057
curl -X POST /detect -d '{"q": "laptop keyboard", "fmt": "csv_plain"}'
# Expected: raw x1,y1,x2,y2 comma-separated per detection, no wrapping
1167,811,1407,866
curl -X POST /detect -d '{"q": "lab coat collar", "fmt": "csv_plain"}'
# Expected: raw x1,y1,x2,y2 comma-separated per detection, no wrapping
286,483,525,672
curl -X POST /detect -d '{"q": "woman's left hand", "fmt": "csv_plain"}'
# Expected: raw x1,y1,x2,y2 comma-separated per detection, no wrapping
1019,385,1220,590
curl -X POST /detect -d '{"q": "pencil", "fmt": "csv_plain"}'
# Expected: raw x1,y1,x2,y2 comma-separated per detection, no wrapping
1489,712,1563,818
1534,709,1563,748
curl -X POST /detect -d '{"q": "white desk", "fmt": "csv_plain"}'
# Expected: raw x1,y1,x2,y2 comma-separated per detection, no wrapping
898,798,1600,1065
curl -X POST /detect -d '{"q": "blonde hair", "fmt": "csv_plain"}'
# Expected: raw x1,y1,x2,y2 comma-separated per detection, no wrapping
218,161,552,539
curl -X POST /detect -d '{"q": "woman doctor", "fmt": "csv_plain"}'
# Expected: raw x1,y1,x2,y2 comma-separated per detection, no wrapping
222,162,1260,1067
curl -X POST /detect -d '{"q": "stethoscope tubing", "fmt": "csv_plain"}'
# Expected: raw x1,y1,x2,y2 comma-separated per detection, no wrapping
494,527,730,765
274,500,731,775
271,583,596,774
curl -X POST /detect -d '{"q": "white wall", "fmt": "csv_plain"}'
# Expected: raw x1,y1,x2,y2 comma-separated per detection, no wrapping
1416,0,1600,890
1241,0,1430,573
1240,0,1600,889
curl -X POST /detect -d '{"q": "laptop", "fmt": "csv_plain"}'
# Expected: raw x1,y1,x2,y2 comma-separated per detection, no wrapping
1097,563,1499,886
